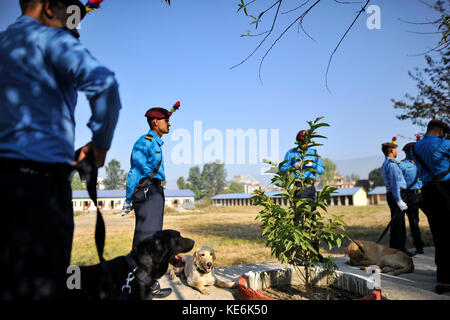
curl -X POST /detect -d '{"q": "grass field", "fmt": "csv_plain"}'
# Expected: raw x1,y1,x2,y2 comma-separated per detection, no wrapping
70,204,433,267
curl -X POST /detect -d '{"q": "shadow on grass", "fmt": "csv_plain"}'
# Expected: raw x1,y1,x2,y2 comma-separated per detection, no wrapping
182,221,434,255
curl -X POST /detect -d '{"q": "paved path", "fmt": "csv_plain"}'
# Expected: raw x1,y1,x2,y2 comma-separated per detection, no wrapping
157,247,450,300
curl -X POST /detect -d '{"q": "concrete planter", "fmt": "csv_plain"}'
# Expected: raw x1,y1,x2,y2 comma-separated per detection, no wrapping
238,267,382,300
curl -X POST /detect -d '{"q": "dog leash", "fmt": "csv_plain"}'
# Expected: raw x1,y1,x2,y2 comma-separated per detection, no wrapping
74,146,106,264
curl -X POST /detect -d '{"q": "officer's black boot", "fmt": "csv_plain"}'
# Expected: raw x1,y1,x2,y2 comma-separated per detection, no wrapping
150,280,172,299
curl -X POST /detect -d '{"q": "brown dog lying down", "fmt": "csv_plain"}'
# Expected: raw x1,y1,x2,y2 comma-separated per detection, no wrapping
168,246,237,295
346,240,414,276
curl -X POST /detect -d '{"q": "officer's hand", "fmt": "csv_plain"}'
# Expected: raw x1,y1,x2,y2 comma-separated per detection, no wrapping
73,142,108,168
121,203,133,217
397,200,408,211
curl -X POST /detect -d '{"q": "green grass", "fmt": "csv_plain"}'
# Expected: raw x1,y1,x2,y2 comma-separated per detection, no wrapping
70,204,433,267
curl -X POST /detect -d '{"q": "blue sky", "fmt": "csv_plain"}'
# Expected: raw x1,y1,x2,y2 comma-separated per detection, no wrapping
0,1,443,188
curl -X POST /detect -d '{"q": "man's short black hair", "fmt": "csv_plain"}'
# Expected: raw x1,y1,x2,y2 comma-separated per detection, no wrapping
382,145,393,157
147,117,156,130
20,0,41,13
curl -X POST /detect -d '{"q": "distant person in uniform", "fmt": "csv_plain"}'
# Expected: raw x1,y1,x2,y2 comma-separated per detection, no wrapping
381,137,414,256
0,0,121,299
280,129,325,205
411,119,450,294
122,103,180,298
280,129,325,259
398,138,425,255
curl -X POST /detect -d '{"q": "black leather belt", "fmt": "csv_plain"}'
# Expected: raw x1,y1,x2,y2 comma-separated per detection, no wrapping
406,189,421,194
0,157,71,176
151,179,162,186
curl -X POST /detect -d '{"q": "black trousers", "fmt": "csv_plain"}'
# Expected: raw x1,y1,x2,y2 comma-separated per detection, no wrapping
132,184,165,248
404,190,425,250
421,180,450,284
386,190,407,252
0,160,74,300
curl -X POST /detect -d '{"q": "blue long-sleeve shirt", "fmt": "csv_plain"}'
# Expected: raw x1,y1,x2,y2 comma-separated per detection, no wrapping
125,130,165,204
280,147,325,180
381,157,407,202
0,16,121,164
398,159,422,190
411,134,450,183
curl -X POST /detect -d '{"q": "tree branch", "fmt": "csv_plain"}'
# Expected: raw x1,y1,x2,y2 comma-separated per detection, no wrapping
325,0,372,93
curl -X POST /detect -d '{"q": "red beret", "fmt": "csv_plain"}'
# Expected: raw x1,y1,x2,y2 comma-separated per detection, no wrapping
296,130,308,142
145,107,172,119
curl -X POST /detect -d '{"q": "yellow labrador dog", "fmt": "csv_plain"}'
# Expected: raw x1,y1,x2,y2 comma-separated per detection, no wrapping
346,240,414,276
169,246,236,295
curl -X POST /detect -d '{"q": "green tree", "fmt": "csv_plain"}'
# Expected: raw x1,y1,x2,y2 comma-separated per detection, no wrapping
252,117,350,298
227,181,245,194
392,0,449,127
319,158,337,188
368,167,385,189
177,176,189,189
102,159,126,190
355,179,370,192
187,166,203,198
71,172,85,190
201,161,227,196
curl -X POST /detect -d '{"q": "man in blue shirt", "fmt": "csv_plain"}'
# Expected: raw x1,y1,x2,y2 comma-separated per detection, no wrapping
398,142,425,255
0,0,121,299
122,107,172,298
411,119,450,294
381,139,411,254
280,129,325,259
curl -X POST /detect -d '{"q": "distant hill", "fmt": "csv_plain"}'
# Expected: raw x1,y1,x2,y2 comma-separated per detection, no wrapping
334,156,384,179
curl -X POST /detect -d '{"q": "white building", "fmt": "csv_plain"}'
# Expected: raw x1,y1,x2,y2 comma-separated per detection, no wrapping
72,189,196,211
212,187,368,207
233,174,261,194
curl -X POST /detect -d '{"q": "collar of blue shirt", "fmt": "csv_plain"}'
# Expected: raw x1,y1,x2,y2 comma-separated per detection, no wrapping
149,130,164,147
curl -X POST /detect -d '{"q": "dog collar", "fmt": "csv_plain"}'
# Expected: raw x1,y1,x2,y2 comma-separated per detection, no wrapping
194,262,213,274
125,253,155,288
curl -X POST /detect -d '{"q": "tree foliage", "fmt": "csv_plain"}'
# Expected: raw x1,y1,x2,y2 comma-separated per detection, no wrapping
319,158,337,187
392,0,449,127
103,159,127,190
252,117,351,298
71,172,85,190
183,162,227,199
368,167,385,189
227,181,245,194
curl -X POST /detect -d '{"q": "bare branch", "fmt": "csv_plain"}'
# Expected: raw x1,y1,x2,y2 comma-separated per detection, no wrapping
231,1,283,69
281,0,310,14
325,0,372,93
333,0,362,4
258,0,322,84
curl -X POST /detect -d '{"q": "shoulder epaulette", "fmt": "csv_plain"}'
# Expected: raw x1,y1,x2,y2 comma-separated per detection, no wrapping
145,134,154,142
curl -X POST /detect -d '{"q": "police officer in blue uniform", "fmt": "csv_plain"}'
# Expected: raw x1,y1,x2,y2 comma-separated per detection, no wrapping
398,142,425,255
0,0,121,299
280,130,325,258
381,139,411,254
280,129,325,201
122,107,173,298
411,119,450,294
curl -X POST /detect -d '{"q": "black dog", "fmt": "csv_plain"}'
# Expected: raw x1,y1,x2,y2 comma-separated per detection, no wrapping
68,229,194,300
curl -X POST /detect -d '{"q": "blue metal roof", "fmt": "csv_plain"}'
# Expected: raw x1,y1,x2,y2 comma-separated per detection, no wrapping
212,187,364,200
368,186,386,195
72,189,195,199
318,187,364,196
